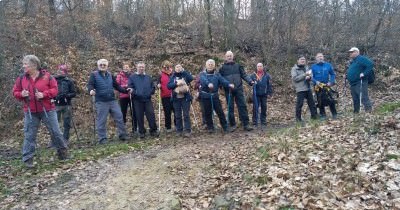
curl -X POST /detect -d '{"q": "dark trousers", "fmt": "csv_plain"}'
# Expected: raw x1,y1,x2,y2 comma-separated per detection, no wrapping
202,97,228,131
252,96,267,125
161,97,174,129
350,81,372,113
119,97,138,132
225,88,250,127
319,101,337,117
199,100,207,125
173,98,191,133
295,90,318,121
56,105,72,141
134,100,157,134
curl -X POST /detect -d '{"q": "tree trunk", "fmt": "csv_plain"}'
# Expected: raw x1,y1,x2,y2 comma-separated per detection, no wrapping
223,0,235,50
204,0,213,48
48,0,56,18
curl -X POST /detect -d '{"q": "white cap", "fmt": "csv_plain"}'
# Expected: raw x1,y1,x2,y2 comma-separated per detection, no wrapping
348,47,359,52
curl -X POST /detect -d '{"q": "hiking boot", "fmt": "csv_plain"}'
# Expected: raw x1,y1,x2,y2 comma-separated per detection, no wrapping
230,125,237,131
175,132,183,138
223,126,234,133
139,133,145,138
320,116,327,121
166,128,173,133
99,138,107,145
207,129,215,134
57,148,69,160
150,131,160,137
183,132,191,137
24,158,34,168
332,114,338,120
243,125,253,131
119,134,129,141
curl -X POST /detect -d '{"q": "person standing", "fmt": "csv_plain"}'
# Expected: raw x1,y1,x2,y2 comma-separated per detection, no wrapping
291,56,318,122
116,62,138,134
346,47,374,113
54,64,77,143
12,55,69,168
250,63,273,127
157,60,174,133
87,59,130,144
219,51,254,131
167,64,194,137
199,59,235,133
311,53,337,120
128,61,159,138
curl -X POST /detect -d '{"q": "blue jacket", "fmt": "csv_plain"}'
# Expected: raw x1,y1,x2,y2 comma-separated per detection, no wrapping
167,70,194,101
347,55,374,86
250,72,273,97
87,70,128,102
311,62,336,85
199,70,230,99
128,73,155,102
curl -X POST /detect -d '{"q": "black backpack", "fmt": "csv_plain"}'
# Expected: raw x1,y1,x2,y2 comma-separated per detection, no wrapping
366,68,375,84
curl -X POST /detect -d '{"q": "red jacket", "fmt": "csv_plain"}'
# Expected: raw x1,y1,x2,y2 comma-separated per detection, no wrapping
159,71,173,98
116,71,131,99
12,70,58,113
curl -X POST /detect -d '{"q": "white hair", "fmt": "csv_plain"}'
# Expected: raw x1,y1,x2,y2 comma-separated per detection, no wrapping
206,59,215,65
225,51,233,56
97,59,108,66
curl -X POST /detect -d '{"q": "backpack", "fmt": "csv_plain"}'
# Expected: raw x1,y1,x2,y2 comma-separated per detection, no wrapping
314,84,338,108
366,68,375,84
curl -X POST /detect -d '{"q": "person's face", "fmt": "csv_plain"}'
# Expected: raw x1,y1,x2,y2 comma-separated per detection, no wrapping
225,53,234,62
123,64,130,72
175,65,182,73
137,63,145,73
257,64,263,71
316,54,324,63
349,51,359,59
98,63,108,71
23,61,37,73
297,57,306,65
206,62,215,70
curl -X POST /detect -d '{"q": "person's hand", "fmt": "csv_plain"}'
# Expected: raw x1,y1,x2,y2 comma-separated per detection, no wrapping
327,82,332,87
306,70,312,75
21,89,29,97
90,89,96,96
127,88,134,94
177,80,185,86
208,83,214,89
305,76,311,80
360,73,364,78
250,81,255,86
229,84,235,89
316,81,320,85
35,91,44,99
157,84,161,88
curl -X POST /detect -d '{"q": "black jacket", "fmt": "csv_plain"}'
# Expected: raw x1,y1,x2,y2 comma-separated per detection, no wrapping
218,61,252,91
128,73,156,102
54,75,77,106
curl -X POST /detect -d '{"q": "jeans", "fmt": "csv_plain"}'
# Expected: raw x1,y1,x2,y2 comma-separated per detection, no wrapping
119,97,138,132
134,100,158,134
173,98,191,133
95,100,127,141
319,101,337,117
295,90,318,121
202,96,228,131
225,88,250,127
22,110,67,162
56,105,72,141
252,96,267,125
350,81,372,113
161,97,174,130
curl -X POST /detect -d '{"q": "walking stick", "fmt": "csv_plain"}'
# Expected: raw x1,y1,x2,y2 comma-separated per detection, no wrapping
91,95,96,144
343,77,348,112
252,85,259,125
190,103,199,130
158,88,161,132
24,96,32,121
129,93,136,132
227,89,232,123
360,78,363,108
70,104,80,142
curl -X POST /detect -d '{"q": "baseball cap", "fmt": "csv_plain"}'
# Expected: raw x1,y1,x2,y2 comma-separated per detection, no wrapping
348,47,359,52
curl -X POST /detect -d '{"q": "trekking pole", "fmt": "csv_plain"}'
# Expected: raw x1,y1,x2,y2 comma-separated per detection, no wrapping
129,93,136,132
227,89,231,123
190,102,199,130
35,88,48,118
158,88,161,132
360,78,363,108
253,84,258,125
210,94,214,125
343,77,347,112
70,104,80,142
24,96,32,121
91,95,96,144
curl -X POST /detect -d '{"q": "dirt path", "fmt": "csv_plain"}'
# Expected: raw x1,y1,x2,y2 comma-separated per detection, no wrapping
13,131,262,210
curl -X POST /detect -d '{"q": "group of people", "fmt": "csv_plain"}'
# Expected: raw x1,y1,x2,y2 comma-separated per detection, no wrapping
12,47,374,168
